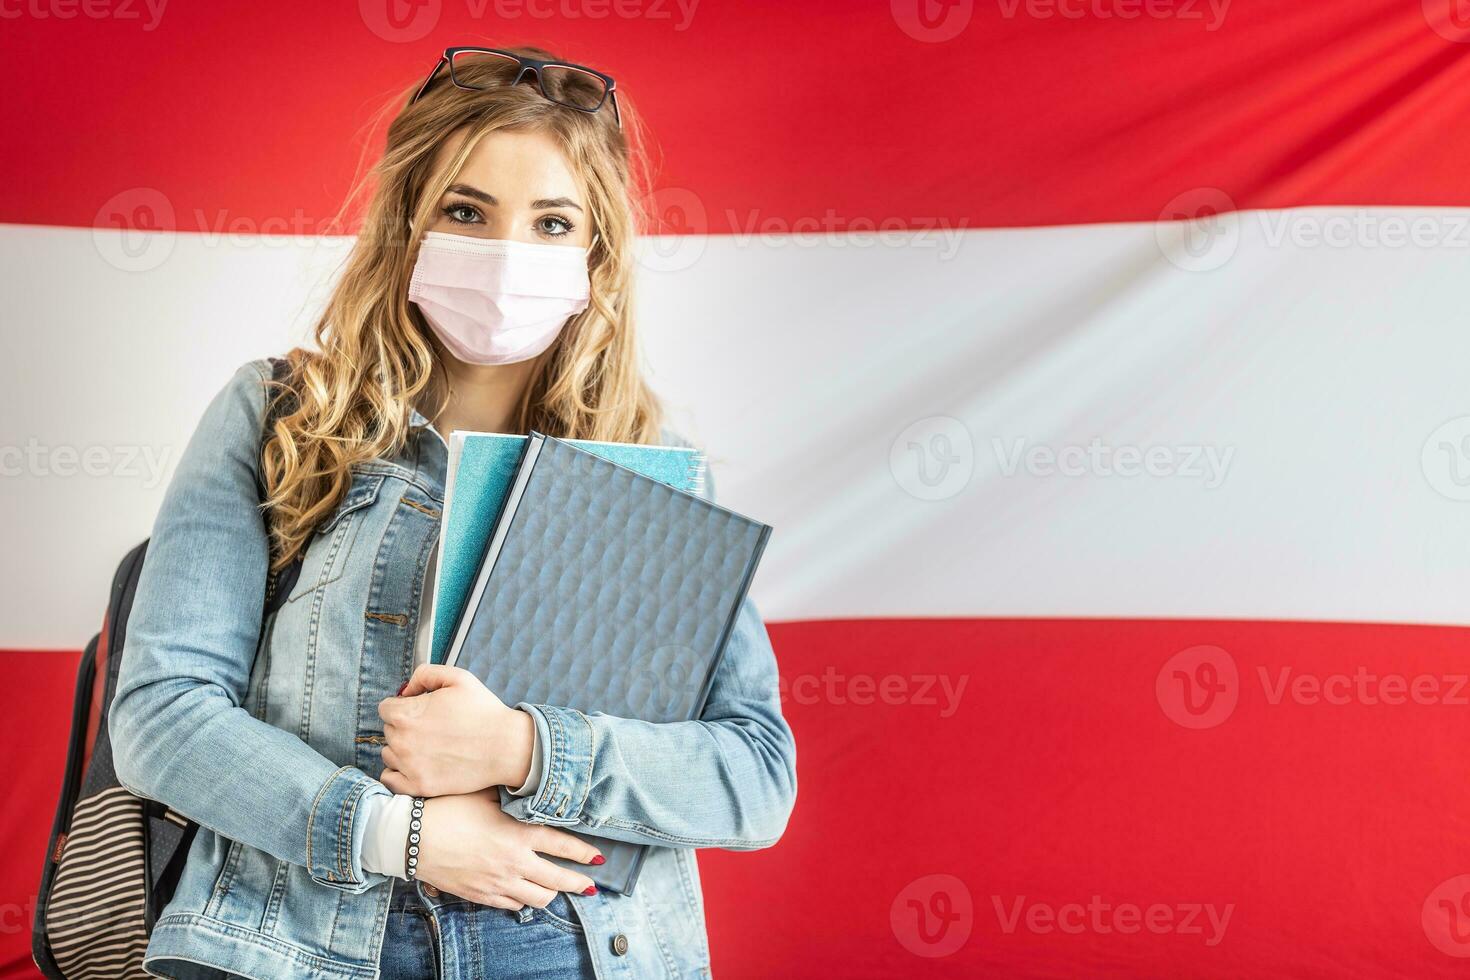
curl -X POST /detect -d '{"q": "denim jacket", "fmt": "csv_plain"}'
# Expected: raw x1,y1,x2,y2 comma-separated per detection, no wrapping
109,359,797,979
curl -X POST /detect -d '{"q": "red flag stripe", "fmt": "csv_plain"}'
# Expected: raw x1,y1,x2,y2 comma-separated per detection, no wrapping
6,1,1470,232
11,617,1470,976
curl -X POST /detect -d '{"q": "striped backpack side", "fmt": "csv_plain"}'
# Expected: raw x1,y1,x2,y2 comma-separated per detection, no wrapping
32,358,301,979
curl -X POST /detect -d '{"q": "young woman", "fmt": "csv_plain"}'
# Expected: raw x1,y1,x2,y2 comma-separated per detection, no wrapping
109,46,797,979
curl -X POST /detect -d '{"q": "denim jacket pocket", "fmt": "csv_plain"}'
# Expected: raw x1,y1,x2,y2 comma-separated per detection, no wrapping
287,473,384,602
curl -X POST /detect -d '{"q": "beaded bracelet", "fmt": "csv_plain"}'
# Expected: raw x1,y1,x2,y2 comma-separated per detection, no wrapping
405,796,425,881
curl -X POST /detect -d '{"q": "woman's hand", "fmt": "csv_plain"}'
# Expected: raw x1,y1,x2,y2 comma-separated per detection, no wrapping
416,789,602,908
378,664,536,796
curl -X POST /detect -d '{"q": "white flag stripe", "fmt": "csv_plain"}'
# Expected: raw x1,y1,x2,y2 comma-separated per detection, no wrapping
4,211,1470,648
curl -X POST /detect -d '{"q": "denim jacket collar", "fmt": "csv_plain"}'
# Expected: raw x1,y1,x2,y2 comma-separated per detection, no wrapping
356,409,449,503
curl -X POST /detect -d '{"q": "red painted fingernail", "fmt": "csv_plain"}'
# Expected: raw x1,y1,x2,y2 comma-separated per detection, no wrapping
591,855,606,866
396,682,409,696
582,885,598,896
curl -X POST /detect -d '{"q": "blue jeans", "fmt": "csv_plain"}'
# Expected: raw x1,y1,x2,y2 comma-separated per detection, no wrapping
379,878,596,980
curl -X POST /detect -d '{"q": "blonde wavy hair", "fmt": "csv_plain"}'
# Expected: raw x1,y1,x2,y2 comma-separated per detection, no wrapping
262,46,663,570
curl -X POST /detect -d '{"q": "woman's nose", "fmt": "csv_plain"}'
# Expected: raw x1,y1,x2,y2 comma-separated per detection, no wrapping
477,219,541,246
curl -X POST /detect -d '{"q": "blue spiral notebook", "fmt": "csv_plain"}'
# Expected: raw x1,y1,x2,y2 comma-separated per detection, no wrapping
430,431,706,664
443,432,771,893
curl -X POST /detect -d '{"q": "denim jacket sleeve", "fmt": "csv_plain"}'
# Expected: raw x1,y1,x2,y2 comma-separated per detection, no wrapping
109,360,391,893
501,445,798,850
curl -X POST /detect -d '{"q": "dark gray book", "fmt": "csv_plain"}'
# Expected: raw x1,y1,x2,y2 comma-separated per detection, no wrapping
444,431,771,893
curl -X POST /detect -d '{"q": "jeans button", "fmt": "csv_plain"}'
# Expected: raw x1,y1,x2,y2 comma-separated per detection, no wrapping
611,933,629,956
422,884,440,898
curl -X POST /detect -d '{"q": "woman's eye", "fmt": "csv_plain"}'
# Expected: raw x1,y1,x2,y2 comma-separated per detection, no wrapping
537,215,574,238
443,203,483,225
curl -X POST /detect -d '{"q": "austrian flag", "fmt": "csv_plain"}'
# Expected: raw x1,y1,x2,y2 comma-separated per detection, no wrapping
6,0,1470,977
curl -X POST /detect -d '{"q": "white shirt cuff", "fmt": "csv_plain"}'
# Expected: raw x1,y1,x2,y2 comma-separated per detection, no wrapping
363,715,543,879
509,713,543,797
360,792,413,879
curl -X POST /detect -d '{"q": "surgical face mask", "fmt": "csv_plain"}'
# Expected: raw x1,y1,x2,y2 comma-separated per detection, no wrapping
408,231,591,366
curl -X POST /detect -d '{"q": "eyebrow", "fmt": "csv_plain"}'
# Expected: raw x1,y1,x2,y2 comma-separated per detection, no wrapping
446,183,496,205
531,197,583,212
444,184,583,212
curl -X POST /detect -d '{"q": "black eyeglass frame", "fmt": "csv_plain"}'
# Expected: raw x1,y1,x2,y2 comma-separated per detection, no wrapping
410,46,621,128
